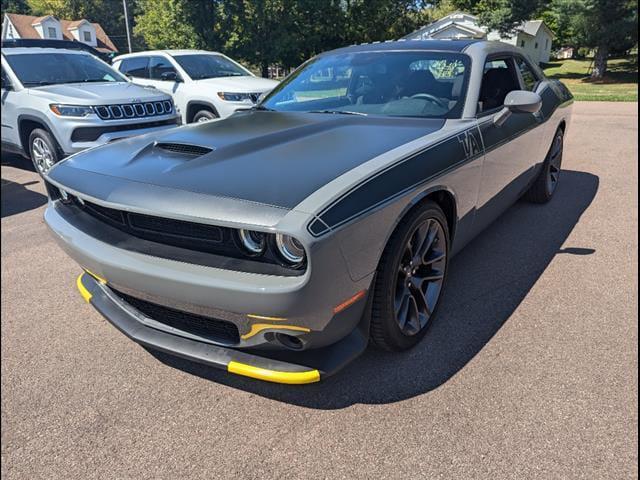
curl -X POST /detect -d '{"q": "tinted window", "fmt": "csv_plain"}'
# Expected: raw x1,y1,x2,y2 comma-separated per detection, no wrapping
173,54,248,80
5,52,126,87
516,57,539,91
149,56,178,80
262,51,471,119
119,56,149,78
478,57,520,113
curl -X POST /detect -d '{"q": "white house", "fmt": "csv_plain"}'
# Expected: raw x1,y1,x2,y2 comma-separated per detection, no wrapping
403,12,555,64
1,13,118,54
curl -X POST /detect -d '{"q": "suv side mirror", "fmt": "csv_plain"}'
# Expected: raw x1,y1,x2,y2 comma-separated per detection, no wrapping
493,90,542,126
160,71,181,82
1,76,13,91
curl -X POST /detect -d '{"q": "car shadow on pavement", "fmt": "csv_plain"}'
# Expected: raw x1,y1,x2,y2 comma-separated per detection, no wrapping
151,169,599,409
1,178,47,218
1,152,35,172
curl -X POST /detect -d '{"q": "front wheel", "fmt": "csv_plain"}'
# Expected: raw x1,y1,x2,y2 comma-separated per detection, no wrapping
370,201,450,351
524,127,564,203
192,110,218,123
29,128,60,175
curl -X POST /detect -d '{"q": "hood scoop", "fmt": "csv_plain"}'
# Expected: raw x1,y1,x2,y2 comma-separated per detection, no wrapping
154,142,213,157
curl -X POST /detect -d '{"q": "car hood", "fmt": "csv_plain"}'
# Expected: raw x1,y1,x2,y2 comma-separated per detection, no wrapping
49,111,445,210
27,82,169,104
192,75,279,92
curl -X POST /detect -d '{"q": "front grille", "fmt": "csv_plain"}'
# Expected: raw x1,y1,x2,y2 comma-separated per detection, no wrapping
74,198,225,248
94,100,173,120
70,118,179,142
59,196,306,276
110,287,240,345
154,142,213,156
249,92,262,103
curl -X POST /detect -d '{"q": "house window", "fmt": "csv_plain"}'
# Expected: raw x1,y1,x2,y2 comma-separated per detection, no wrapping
520,40,525,47
47,27,56,38
83,31,91,42
545,39,549,49
535,42,539,49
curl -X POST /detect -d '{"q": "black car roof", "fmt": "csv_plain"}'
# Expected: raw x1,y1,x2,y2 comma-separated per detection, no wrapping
321,39,481,56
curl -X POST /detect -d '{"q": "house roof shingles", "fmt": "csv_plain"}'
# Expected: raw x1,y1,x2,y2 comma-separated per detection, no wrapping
5,13,117,53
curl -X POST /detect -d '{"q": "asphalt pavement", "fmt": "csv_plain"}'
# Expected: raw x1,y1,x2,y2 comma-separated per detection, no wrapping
1,102,637,479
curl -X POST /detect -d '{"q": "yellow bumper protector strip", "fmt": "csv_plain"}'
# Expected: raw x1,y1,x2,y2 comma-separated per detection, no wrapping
227,361,320,384
76,273,92,303
246,314,288,321
84,269,107,284
241,324,310,340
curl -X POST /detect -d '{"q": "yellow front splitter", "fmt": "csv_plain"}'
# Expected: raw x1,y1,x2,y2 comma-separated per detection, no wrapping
228,361,320,384
76,272,323,385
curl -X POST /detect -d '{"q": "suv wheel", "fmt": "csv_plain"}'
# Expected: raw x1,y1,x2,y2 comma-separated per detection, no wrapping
192,110,218,123
29,129,60,175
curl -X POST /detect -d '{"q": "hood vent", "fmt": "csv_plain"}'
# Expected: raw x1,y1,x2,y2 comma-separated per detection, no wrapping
154,142,213,157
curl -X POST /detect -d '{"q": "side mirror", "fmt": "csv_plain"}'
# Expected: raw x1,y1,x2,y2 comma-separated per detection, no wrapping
160,71,180,82
1,77,13,91
493,90,542,126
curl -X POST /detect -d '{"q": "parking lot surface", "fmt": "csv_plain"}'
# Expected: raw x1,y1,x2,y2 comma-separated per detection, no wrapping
1,102,637,479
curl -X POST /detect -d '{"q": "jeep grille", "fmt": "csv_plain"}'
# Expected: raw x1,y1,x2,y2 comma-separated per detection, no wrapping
94,100,173,120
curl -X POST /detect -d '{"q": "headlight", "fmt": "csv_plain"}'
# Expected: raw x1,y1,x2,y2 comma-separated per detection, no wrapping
275,234,306,265
239,229,267,255
217,92,252,102
49,104,94,117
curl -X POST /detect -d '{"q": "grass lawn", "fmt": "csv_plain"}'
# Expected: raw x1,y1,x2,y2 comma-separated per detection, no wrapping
543,57,638,101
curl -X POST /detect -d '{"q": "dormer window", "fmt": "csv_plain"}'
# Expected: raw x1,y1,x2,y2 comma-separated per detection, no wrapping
47,26,57,38
83,31,91,42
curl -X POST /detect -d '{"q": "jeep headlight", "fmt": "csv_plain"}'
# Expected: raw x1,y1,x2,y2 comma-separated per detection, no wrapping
49,104,94,117
217,92,252,102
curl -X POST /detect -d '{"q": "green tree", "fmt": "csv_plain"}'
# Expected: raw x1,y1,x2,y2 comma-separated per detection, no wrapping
540,0,584,49
344,0,429,44
572,0,637,78
134,0,199,50
450,0,548,34
1,0,31,17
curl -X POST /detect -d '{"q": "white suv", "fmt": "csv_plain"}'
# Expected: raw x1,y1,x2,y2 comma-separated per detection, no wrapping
113,50,279,123
1,47,179,174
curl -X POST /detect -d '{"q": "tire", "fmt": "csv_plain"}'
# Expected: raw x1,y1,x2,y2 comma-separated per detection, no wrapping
192,110,218,123
370,201,450,351
28,128,60,175
524,127,564,203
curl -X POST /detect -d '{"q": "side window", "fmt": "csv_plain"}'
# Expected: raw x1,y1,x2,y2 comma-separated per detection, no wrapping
149,56,178,81
478,57,520,114
119,56,149,78
515,57,539,91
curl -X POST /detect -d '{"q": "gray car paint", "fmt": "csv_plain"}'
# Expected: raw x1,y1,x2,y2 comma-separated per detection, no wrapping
44,39,573,356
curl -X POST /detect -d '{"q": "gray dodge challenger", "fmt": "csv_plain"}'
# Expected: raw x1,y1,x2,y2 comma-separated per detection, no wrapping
43,40,573,384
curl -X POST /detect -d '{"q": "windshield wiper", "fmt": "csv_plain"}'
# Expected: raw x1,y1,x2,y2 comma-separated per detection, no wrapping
309,110,368,116
23,80,57,87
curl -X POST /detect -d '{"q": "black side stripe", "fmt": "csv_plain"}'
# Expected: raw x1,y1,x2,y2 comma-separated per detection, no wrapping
309,126,482,236
308,85,563,237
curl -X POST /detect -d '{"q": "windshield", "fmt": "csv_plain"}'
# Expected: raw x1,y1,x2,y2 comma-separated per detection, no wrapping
261,51,470,118
173,54,249,80
5,52,126,87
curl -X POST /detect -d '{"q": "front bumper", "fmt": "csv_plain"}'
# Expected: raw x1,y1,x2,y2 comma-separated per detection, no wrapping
77,272,369,384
